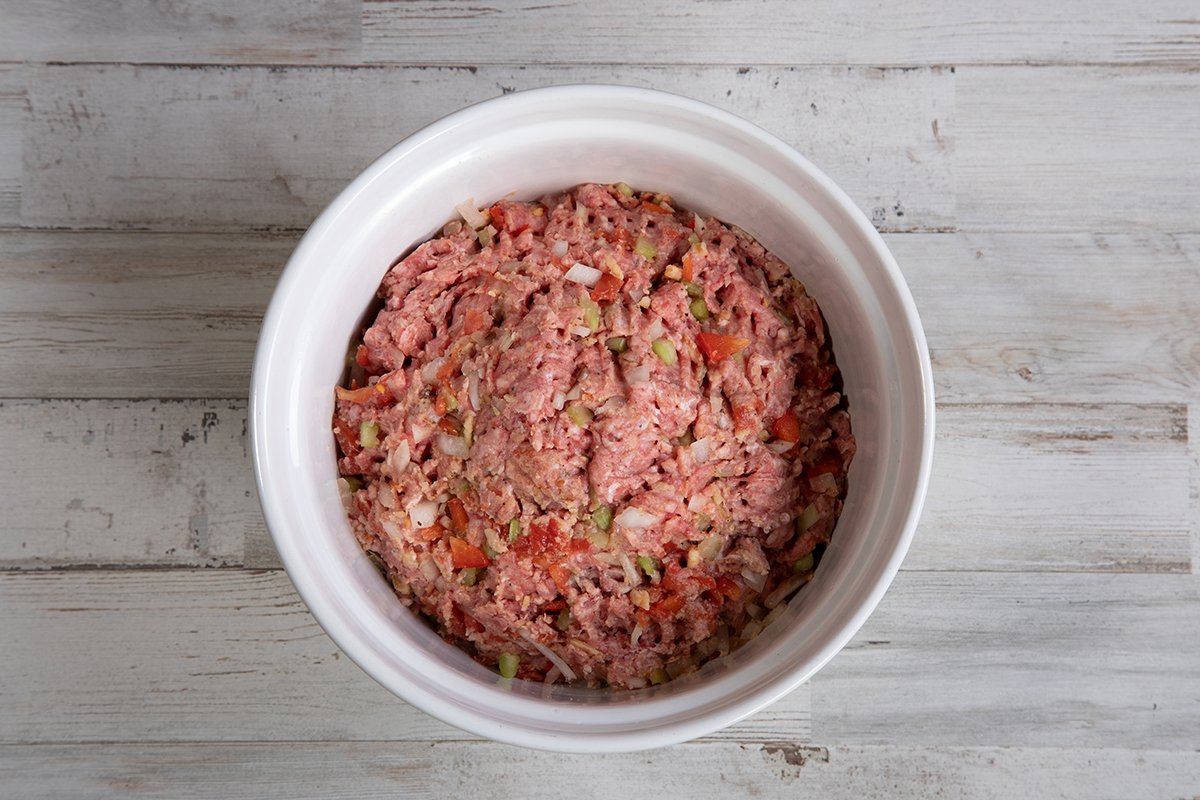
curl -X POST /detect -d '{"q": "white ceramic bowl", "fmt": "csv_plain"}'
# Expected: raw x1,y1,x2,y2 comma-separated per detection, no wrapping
251,85,934,752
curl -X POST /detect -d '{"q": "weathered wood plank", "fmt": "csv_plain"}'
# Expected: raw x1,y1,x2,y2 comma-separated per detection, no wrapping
0,569,808,744
0,400,254,568
910,403,1191,573
0,0,360,64
16,63,955,232
3,231,1196,403
3,570,1196,749
0,231,289,399
2,398,1190,574
813,572,1200,748
957,67,1200,232
363,1,1200,67
0,65,22,225
895,232,1200,404
3,742,1199,800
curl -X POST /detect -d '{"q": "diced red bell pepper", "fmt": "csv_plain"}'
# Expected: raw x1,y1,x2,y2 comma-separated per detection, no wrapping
449,536,491,569
446,497,469,533
641,200,671,214
696,332,750,363
650,592,686,620
547,563,572,595
590,271,623,305
715,575,742,602
681,252,694,282
771,411,802,443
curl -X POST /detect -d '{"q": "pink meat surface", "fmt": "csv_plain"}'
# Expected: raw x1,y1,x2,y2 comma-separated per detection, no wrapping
333,183,855,688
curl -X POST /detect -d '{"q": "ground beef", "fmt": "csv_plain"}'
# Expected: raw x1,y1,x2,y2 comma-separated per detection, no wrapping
333,183,855,689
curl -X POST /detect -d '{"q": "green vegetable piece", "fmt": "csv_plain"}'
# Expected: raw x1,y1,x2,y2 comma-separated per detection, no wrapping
592,504,613,531
358,420,380,448
605,336,628,353
797,503,819,533
683,281,703,298
675,427,695,447
508,519,521,542
498,652,520,679
651,338,677,365
477,224,496,247
687,232,701,246
481,542,496,560
587,529,610,549
580,296,601,332
689,297,710,321
793,553,815,574
649,667,669,685
567,404,594,427
343,475,363,492
556,608,572,631
636,555,660,578
460,567,480,586
615,182,634,198
635,236,657,260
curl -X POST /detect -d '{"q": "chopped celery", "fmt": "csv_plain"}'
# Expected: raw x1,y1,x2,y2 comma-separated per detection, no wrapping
343,475,363,492
635,236,657,260
498,652,520,679
481,541,496,560
591,504,613,531
605,336,628,353
689,297,710,320
580,296,601,332
793,553,815,574
651,338,677,365
567,405,594,427
615,182,634,198
649,667,669,685
476,224,496,247
683,281,703,298
460,567,480,586
358,420,379,448
797,503,819,533
636,554,660,578
508,518,521,542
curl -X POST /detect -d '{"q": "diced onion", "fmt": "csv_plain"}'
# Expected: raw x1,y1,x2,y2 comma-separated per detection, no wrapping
810,472,838,494
420,357,444,384
552,390,567,411
411,422,433,443
617,550,641,588
645,317,664,340
571,325,593,337
697,534,723,561
456,198,487,229
521,633,577,682
741,568,768,594
419,556,440,582
437,433,471,459
615,507,661,528
690,438,711,462
630,622,644,647
468,374,481,411
336,478,355,511
767,441,794,454
551,239,569,258
380,518,402,542
564,262,603,287
686,493,707,513
409,500,439,529
625,365,651,384
388,439,411,475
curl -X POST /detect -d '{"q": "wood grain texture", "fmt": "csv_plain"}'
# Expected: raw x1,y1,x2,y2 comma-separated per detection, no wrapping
362,1,1200,67
895,232,1200,404
15,63,954,232
0,569,809,744
1,398,1190,574
0,0,360,64
813,572,1200,749
0,231,289,399
0,400,254,568
2,742,1199,800
4,570,1196,750
0,65,22,225
3,231,1196,403
957,67,1200,232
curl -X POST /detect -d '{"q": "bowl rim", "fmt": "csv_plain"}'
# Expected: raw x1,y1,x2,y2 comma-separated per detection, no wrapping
251,83,935,752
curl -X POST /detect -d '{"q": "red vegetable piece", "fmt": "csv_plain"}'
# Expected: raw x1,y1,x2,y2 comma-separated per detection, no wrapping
650,592,686,620
771,411,802,443
449,536,491,569
807,455,842,479
696,332,750,363
714,575,742,602
641,200,671,214
511,519,565,558
590,271,623,305
446,497,469,533
547,563,572,595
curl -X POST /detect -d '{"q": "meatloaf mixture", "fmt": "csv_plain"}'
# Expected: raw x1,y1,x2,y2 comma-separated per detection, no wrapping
333,182,854,689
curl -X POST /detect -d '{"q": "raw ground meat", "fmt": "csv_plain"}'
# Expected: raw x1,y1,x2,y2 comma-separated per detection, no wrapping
333,183,855,689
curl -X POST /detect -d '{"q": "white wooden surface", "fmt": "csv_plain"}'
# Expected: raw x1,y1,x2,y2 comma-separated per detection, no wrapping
2,2,1198,797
